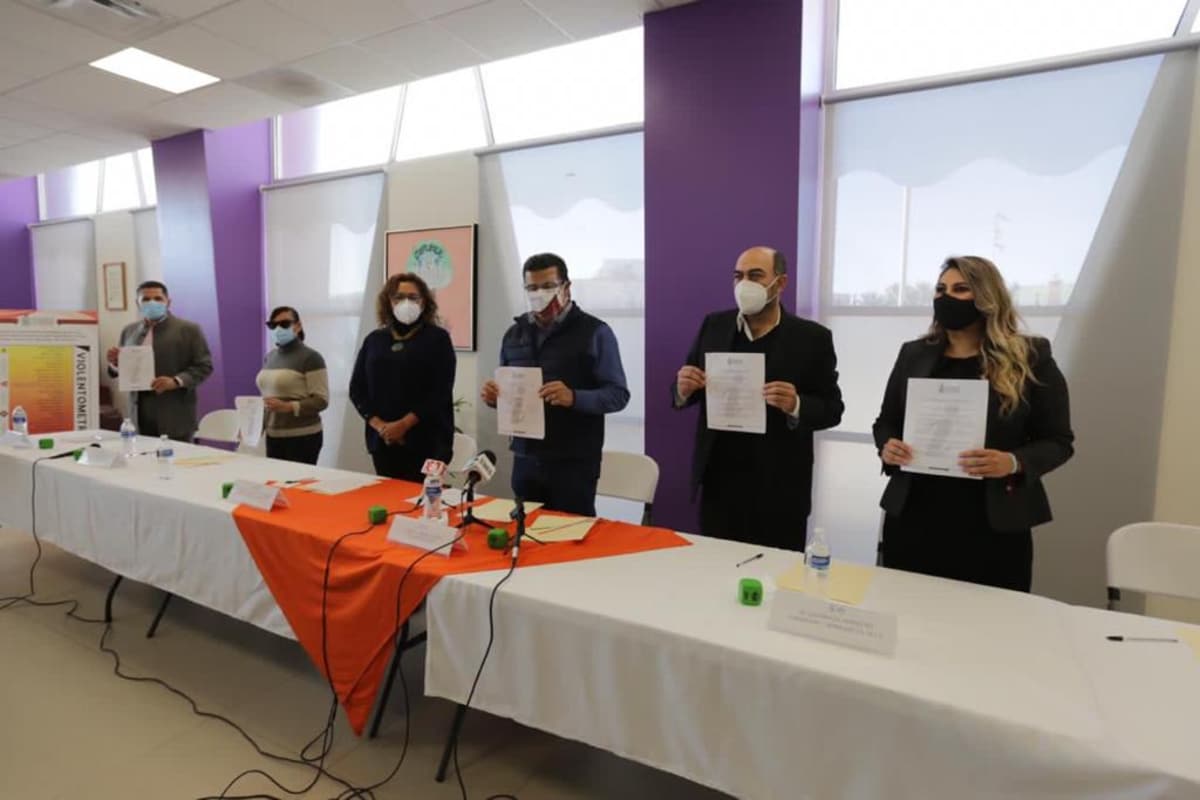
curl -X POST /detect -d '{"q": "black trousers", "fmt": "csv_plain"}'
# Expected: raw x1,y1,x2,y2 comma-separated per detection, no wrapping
700,479,807,552
511,455,601,516
371,444,427,483
265,431,323,465
881,513,1033,592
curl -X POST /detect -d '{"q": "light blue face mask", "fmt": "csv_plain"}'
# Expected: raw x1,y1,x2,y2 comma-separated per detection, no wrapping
272,325,297,347
139,300,168,321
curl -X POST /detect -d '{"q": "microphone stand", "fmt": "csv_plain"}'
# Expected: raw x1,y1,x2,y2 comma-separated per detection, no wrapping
509,497,526,563
457,478,490,531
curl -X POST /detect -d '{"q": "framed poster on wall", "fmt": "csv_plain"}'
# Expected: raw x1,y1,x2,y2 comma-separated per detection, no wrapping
385,224,477,351
102,262,126,311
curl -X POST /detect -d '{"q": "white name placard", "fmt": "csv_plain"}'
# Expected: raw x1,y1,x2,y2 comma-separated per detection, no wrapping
77,447,123,469
768,590,898,656
228,480,288,511
387,515,464,557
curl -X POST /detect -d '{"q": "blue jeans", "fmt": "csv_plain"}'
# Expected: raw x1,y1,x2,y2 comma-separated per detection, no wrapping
511,455,601,517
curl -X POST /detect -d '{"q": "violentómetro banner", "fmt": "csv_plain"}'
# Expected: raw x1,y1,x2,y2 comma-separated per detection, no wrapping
0,311,99,435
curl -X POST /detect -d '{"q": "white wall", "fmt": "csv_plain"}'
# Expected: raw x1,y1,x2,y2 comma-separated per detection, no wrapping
386,153,481,441
92,211,143,418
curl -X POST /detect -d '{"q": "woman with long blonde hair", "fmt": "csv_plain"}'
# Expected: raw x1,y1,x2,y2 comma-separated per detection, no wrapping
872,256,1074,591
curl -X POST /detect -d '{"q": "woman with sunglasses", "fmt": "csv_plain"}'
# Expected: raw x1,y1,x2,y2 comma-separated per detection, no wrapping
255,306,329,464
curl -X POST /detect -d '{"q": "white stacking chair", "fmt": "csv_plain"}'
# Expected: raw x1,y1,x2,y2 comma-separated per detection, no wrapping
444,432,478,487
1106,522,1200,610
597,450,660,525
195,409,240,445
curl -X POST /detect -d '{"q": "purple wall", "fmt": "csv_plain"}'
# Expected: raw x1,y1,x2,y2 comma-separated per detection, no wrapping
152,121,269,415
645,0,806,531
0,177,38,309
205,121,271,405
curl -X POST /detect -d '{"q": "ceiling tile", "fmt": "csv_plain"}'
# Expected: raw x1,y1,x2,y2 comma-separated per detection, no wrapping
68,123,151,151
132,0,231,20
436,0,569,60
0,132,117,173
13,0,176,44
0,70,29,94
8,66,174,116
193,0,340,62
0,2,125,63
402,0,490,19
268,0,419,43
0,115,53,146
148,81,296,131
0,34,81,79
139,24,276,80
0,96,86,131
238,67,351,106
358,20,482,78
289,45,417,93
525,0,644,39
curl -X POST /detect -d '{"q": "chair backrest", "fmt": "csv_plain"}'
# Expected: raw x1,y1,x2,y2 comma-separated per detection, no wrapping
1107,522,1200,603
196,409,240,444
449,432,478,473
597,450,659,512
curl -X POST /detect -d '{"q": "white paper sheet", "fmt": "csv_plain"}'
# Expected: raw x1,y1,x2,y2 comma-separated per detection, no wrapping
117,345,155,393
235,396,265,447
496,366,545,440
704,352,766,434
901,377,989,480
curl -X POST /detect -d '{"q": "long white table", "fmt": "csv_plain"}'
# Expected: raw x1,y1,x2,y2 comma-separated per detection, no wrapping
424,533,1200,799
3,435,1199,799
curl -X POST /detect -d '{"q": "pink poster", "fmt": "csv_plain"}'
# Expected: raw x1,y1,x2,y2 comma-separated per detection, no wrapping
385,225,477,351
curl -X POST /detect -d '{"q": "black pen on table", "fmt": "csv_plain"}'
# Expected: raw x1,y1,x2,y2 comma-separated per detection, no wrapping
1106,635,1179,642
735,552,764,568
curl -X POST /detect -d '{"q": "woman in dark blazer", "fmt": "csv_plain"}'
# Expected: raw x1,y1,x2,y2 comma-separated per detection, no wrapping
873,256,1074,592
349,272,456,481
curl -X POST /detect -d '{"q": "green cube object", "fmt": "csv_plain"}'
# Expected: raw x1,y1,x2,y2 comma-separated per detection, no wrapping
739,578,763,607
38,438,54,450
368,505,388,525
222,481,235,499
487,528,509,550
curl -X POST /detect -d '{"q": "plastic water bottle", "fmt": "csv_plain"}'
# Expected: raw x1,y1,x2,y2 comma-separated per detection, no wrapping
422,473,443,520
156,435,174,480
11,405,32,448
806,526,832,599
119,418,137,459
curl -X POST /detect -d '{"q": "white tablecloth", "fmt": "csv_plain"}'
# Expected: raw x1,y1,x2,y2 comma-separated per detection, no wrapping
424,535,1200,800
0,434,387,639
6,435,1199,798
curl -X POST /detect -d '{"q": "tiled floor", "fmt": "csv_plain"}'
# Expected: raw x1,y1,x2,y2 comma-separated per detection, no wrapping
0,528,730,800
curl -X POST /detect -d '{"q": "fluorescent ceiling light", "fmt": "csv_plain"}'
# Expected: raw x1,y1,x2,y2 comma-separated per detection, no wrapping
90,48,219,94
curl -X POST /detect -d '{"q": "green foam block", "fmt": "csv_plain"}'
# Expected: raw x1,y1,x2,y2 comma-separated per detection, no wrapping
739,578,763,607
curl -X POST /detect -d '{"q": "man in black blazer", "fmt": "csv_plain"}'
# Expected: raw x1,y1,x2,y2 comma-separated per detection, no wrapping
673,246,843,550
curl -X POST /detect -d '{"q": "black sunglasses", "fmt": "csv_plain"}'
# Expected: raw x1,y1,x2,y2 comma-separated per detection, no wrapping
266,319,296,330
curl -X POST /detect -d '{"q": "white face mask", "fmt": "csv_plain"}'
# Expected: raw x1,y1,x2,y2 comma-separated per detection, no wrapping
734,277,778,316
392,299,421,326
526,286,560,315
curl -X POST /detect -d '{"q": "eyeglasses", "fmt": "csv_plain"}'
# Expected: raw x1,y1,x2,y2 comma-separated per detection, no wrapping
524,281,562,293
266,319,296,330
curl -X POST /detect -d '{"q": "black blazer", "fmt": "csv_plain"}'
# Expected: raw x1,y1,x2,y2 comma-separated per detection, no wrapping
872,336,1074,532
674,309,844,518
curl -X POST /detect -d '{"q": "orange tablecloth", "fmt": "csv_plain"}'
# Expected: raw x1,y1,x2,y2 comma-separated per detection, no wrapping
232,480,690,734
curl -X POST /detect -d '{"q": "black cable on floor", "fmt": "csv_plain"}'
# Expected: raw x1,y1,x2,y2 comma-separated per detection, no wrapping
453,555,521,800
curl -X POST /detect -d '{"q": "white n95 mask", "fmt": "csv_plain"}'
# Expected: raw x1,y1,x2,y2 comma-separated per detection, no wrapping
735,278,776,316
392,300,421,325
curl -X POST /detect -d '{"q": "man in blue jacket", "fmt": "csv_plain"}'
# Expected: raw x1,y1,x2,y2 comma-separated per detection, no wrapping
482,253,630,516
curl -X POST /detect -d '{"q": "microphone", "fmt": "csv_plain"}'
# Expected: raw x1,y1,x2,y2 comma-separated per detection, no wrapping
509,496,527,564
463,450,497,491
458,450,497,531
44,443,101,460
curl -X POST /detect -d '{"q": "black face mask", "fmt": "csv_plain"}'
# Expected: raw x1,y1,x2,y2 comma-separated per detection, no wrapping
933,294,983,331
